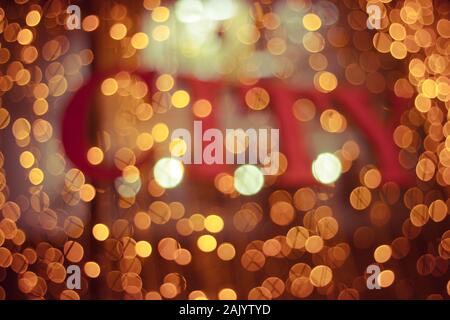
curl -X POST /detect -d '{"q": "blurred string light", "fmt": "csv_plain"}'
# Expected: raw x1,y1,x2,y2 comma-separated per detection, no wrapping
142,0,257,79
153,157,184,189
197,234,217,252
233,165,264,196
92,224,109,241
204,214,224,233
141,0,344,87
312,153,342,184
175,0,238,23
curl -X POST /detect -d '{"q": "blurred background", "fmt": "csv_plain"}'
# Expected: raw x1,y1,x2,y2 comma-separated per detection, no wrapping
0,0,449,300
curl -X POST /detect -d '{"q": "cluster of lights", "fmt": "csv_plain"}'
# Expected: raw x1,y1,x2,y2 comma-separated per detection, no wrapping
0,0,449,301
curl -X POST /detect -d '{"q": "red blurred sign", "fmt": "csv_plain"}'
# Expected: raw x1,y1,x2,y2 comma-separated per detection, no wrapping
62,69,413,187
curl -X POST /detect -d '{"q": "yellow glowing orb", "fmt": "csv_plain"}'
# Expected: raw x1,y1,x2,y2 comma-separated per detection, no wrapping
197,235,217,252
92,224,109,241
204,215,224,233
136,241,152,258
312,153,342,184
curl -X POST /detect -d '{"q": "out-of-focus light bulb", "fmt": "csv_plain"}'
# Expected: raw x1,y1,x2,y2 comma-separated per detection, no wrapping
175,0,204,23
154,157,184,189
234,164,264,196
312,152,342,184
204,0,237,21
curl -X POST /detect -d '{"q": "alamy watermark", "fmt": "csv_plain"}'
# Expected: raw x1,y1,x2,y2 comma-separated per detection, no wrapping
171,121,280,175
66,264,81,290
366,264,381,290
366,4,382,30
66,5,81,30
